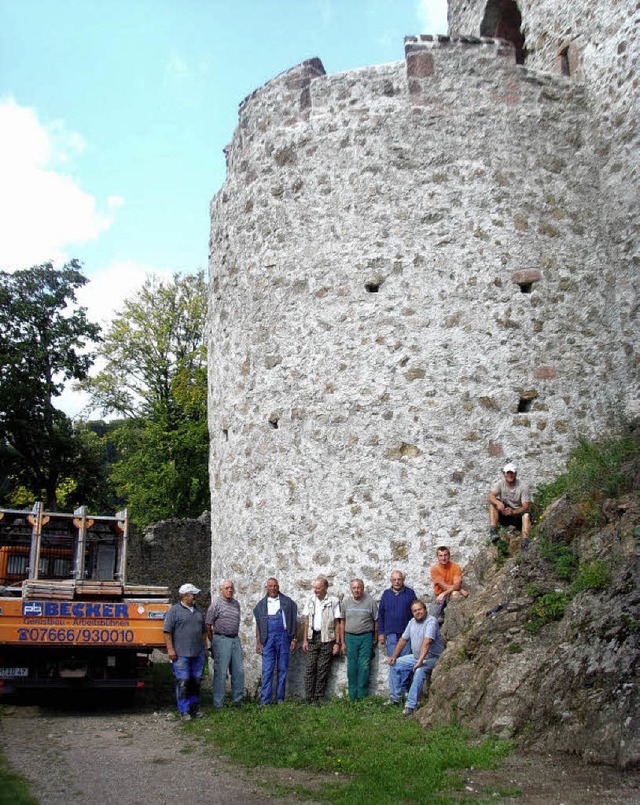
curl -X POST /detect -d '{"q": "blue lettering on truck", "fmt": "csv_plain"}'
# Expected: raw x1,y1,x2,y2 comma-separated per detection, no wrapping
22,602,129,618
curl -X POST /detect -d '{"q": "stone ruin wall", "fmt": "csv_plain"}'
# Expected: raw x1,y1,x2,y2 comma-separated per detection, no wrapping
207,5,638,696
451,0,639,410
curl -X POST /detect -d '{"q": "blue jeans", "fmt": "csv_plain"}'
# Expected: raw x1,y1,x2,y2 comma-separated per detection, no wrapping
260,614,290,704
212,634,244,708
172,652,206,714
384,633,411,701
391,653,438,710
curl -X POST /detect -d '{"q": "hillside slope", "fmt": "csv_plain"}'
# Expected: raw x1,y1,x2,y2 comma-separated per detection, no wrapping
419,431,639,769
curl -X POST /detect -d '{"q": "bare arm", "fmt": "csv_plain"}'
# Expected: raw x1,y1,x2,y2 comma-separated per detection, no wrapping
387,637,408,665
164,633,177,662
333,618,342,655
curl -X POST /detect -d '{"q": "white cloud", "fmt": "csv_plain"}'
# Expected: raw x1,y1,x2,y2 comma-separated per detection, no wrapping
415,0,449,35
0,97,119,271
77,260,173,328
56,260,176,419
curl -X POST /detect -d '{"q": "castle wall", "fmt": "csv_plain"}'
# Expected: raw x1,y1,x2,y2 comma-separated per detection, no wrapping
207,35,627,697
450,0,639,415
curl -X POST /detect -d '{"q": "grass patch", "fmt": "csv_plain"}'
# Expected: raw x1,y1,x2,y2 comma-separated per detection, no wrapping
534,429,638,523
0,745,36,805
188,699,512,803
572,560,610,593
524,554,611,633
539,540,578,580
525,591,571,634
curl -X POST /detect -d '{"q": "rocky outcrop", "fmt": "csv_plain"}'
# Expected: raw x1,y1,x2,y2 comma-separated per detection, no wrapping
418,490,640,769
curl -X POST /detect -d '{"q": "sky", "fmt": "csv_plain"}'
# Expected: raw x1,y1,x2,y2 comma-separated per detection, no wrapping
0,0,449,416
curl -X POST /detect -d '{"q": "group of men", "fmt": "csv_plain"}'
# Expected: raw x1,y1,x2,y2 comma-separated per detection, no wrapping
163,462,531,719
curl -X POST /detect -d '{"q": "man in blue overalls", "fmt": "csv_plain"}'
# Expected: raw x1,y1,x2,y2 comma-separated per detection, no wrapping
253,577,298,705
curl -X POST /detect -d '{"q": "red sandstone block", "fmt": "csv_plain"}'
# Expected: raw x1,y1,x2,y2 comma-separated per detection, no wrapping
534,366,557,379
488,441,503,457
512,269,542,285
407,52,434,78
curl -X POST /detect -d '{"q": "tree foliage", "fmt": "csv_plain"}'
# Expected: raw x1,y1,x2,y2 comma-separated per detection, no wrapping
83,271,209,527
0,262,102,509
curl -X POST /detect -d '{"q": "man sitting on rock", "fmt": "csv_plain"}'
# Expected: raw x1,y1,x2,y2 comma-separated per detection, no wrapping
386,599,444,716
488,461,532,548
429,546,469,623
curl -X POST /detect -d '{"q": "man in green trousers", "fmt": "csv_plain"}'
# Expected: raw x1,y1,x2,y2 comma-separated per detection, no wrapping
340,579,378,700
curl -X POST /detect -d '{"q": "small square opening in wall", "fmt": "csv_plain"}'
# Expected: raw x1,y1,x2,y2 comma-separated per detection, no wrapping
365,280,381,293
518,282,533,294
518,397,535,414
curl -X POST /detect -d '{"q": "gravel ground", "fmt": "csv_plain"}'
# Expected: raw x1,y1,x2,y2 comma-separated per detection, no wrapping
2,700,638,804
1,703,319,805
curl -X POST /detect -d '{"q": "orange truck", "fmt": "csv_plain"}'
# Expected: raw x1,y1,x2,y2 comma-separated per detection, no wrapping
0,503,170,694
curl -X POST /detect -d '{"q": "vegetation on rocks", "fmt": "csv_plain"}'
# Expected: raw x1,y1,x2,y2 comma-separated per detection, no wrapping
419,423,639,769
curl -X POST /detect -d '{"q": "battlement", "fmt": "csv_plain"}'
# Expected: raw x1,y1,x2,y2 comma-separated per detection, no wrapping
405,33,516,55
226,33,579,171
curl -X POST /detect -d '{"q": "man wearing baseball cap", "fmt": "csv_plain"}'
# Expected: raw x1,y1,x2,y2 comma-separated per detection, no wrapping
488,462,532,548
163,583,208,720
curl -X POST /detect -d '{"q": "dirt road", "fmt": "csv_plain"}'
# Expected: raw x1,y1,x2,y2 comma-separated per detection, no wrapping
1,704,313,805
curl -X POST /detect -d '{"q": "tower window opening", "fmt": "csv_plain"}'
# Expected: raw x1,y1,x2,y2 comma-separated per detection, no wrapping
481,0,526,65
517,396,534,413
222,428,229,441
518,282,533,294
559,46,571,76
365,280,381,293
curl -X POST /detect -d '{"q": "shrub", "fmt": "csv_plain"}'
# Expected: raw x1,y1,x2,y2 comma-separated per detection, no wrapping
525,591,571,634
534,427,638,522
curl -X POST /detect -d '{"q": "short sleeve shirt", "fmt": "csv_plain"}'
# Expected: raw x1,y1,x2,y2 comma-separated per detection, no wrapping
430,561,462,596
401,615,444,659
491,477,531,510
205,596,241,636
163,602,206,657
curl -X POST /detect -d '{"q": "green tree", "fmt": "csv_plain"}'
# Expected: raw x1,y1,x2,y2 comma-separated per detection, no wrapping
83,271,209,527
0,262,102,509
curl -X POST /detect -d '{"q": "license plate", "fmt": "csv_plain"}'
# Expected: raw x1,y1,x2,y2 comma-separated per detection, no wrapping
0,667,28,678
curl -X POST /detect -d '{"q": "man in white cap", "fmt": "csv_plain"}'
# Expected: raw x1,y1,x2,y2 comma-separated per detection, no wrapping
488,462,532,548
163,583,208,720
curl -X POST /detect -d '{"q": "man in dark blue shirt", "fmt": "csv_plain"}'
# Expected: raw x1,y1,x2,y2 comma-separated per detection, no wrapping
377,570,416,705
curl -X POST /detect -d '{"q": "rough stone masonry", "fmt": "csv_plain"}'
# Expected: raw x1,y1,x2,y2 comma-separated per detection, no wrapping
207,0,639,697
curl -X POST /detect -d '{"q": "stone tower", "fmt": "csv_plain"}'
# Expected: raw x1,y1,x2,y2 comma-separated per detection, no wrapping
207,0,638,696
